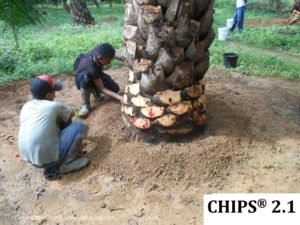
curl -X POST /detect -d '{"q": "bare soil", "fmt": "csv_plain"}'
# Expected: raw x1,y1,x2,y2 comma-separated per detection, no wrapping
247,2,288,14
245,18,289,27
0,67,299,225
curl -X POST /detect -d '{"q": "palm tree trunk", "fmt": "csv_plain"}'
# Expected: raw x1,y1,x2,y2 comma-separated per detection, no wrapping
122,0,215,135
70,0,95,25
62,0,70,13
92,0,100,8
294,0,300,10
289,0,300,25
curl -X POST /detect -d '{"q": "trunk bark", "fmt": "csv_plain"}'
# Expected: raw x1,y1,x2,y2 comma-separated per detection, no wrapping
122,0,215,135
92,0,100,8
70,0,95,25
294,0,300,10
46,0,57,4
289,0,300,24
62,0,70,13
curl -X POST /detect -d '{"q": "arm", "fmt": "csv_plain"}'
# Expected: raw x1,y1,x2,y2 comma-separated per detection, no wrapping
69,110,75,119
57,103,75,130
114,50,126,62
94,79,122,103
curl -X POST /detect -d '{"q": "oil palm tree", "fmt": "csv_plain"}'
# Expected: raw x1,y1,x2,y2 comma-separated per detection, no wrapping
121,0,215,135
289,0,300,25
62,0,70,12
69,0,94,25
0,0,42,47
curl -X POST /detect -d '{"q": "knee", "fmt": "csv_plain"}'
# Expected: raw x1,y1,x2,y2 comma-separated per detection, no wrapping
77,71,92,88
113,84,120,93
73,120,86,134
110,80,120,93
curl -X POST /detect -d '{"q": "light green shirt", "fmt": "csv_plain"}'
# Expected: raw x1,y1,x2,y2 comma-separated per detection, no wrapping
18,99,72,166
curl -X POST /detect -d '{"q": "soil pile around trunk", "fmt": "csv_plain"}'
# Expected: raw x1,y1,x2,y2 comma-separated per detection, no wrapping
0,68,299,225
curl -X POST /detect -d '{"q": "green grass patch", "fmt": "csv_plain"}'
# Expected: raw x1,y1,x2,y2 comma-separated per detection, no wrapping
0,4,124,84
0,1,299,84
210,41,300,79
214,0,300,56
213,0,300,73
213,0,286,29
232,26,300,56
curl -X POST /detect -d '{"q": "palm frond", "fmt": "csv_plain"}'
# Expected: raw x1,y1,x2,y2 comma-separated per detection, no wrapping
0,0,42,26
0,0,43,47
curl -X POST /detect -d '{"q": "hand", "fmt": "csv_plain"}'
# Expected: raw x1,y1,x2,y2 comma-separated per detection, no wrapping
115,50,126,62
67,104,75,111
119,95,123,104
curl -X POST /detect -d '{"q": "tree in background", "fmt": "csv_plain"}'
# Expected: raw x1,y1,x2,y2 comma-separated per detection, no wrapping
295,0,300,10
289,0,300,25
121,0,215,135
0,0,42,47
69,0,95,25
44,1,117,24
91,0,100,8
62,0,70,12
267,0,284,11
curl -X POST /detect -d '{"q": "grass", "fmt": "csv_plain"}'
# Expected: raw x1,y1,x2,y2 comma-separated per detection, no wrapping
0,1,299,84
212,0,300,79
228,2,300,56
0,4,124,83
234,26,300,56
263,162,282,171
210,41,300,79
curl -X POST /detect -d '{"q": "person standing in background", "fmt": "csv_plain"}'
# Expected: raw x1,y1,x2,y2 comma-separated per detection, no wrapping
230,0,247,33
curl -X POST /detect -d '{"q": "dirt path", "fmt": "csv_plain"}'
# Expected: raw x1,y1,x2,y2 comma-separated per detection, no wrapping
228,41,300,65
245,18,289,27
0,67,299,225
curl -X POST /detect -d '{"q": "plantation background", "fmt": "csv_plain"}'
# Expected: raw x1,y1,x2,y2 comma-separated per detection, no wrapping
0,2,300,225
0,0,299,83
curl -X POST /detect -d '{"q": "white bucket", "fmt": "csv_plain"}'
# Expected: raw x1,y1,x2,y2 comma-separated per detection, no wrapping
218,27,229,41
226,18,234,28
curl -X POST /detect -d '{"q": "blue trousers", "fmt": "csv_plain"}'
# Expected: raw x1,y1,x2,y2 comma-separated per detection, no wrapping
59,120,85,158
75,71,120,93
44,121,85,172
230,6,245,33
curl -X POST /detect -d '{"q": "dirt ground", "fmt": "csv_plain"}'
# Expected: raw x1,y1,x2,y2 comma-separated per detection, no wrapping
245,18,289,27
0,67,299,225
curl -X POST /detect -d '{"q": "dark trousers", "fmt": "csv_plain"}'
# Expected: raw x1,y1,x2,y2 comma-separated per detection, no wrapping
75,71,120,93
230,6,245,33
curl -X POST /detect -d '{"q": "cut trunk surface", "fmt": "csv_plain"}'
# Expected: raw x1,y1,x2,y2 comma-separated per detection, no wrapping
122,0,215,135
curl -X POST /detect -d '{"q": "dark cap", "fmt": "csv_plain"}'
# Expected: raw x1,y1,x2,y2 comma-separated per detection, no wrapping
30,75,62,99
94,43,115,58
